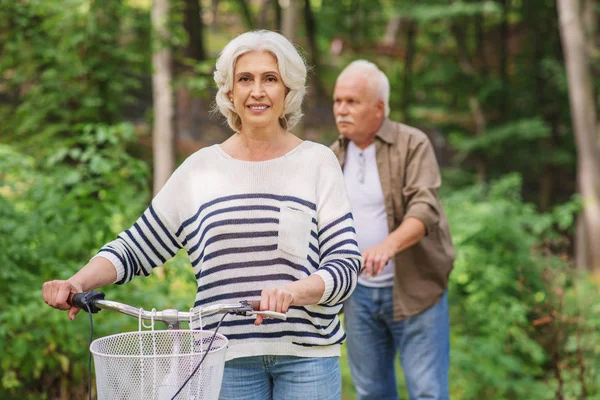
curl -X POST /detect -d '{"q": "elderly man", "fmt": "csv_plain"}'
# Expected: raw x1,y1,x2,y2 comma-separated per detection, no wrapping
331,60,455,400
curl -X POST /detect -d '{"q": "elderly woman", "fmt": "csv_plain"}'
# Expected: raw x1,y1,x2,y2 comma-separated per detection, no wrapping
42,30,361,399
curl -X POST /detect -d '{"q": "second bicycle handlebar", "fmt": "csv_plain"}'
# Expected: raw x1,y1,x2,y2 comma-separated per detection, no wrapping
71,291,287,329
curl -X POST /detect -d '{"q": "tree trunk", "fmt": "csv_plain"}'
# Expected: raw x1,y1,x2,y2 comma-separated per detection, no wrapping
273,0,282,32
526,0,555,210
304,0,324,97
383,16,402,47
451,16,487,182
401,19,417,124
176,0,206,143
152,0,175,195
474,6,488,76
182,0,206,62
237,0,255,30
211,0,219,31
558,0,600,270
469,95,487,183
281,0,303,135
350,0,362,51
281,0,299,42
498,0,510,119
89,1,121,124
258,0,272,29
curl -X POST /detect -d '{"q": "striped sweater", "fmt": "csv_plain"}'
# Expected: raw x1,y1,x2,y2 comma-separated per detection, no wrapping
94,141,362,360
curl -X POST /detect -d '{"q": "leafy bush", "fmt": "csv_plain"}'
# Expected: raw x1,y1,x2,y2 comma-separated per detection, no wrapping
444,174,599,399
0,124,199,399
0,0,150,149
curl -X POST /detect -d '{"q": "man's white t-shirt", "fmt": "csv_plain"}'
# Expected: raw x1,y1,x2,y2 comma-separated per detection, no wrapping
344,141,395,287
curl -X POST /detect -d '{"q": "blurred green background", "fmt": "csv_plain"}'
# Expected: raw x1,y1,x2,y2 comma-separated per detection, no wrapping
1,0,600,399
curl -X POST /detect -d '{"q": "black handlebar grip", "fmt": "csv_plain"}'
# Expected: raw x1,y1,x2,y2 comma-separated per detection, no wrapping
71,291,105,313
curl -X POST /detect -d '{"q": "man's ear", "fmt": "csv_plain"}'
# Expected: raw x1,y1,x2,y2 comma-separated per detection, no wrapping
377,99,385,118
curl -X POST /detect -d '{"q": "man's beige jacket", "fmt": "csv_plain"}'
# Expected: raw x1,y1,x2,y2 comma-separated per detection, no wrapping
331,119,455,320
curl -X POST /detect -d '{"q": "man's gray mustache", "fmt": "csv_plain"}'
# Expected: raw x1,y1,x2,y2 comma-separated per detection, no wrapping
336,117,354,124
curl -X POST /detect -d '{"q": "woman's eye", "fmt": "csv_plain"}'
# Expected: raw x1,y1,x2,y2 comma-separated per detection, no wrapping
266,76,278,82
239,76,250,82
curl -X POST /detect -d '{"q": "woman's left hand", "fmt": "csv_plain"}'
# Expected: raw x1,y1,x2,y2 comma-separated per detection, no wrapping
255,287,294,325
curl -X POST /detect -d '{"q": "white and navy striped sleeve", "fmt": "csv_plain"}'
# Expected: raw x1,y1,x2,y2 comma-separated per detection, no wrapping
93,159,189,284
313,149,362,305
95,205,183,284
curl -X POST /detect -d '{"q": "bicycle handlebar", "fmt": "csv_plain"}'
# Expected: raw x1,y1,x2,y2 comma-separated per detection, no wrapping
71,291,287,329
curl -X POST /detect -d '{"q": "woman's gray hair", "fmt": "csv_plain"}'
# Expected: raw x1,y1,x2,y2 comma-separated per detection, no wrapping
214,30,307,132
337,60,390,117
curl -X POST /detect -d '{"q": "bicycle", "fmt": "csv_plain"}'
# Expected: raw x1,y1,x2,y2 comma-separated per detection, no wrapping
71,290,287,400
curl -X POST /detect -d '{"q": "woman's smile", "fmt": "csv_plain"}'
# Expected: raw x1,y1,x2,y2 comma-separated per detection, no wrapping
247,103,270,114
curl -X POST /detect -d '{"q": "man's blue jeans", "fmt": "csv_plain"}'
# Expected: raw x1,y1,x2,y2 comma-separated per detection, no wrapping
344,284,450,400
219,355,341,400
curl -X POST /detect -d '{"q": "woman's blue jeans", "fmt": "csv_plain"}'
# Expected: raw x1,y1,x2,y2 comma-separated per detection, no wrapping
344,284,450,400
219,355,341,400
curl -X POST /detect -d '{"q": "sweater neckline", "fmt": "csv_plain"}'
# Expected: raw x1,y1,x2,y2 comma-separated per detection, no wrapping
215,141,309,164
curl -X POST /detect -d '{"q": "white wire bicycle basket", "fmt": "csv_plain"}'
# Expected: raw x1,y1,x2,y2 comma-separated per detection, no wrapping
90,314,228,400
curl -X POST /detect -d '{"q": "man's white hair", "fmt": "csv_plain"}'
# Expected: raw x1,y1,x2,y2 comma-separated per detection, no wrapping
214,30,307,132
337,60,390,117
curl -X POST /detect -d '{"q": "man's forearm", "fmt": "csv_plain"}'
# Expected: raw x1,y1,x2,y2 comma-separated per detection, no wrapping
384,217,426,255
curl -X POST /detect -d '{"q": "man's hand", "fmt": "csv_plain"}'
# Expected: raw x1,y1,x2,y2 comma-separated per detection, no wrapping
361,218,427,278
42,280,84,320
362,242,396,278
255,287,295,326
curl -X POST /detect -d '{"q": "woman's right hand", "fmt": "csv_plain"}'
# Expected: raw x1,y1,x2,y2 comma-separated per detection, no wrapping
42,280,83,320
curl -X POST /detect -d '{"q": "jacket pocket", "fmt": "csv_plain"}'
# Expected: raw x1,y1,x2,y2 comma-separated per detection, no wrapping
278,206,312,260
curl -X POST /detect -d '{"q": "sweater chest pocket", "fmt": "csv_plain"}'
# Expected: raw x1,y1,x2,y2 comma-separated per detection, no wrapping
278,206,313,260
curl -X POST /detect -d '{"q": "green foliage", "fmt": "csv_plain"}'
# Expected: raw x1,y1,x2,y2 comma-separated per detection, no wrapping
451,118,551,160
371,0,579,204
316,0,390,50
0,0,150,147
175,59,216,99
444,174,599,399
448,118,575,180
446,174,549,398
0,127,154,398
395,1,502,22
534,264,600,399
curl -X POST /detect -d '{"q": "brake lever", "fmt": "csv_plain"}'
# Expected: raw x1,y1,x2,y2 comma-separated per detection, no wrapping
236,301,287,320
231,300,255,316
